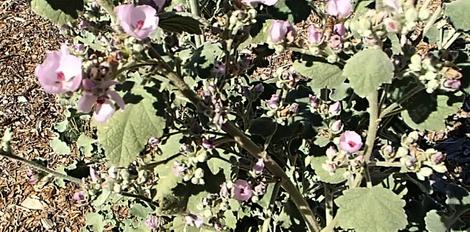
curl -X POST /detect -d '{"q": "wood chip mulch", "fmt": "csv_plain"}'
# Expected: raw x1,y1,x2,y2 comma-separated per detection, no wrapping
0,0,91,231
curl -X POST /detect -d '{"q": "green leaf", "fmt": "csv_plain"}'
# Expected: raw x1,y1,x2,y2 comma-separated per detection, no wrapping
335,186,407,232
329,83,350,101
97,100,165,167
31,0,83,26
92,190,112,207
402,95,460,131
249,117,277,138
224,211,237,229
445,0,470,31
343,48,394,97
54,120,68,133
85,212,105,232
207,157,231,177
425,210,447,232
309,156,346,184
50,137,71,155
76,133,94,157
130,204,153,218
313,135,330,147
293,61,345,89
159,12,203,34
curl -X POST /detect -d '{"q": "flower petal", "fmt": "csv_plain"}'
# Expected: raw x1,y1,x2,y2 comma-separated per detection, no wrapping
107,90,125,110
78,93,97,113
94,100,116,123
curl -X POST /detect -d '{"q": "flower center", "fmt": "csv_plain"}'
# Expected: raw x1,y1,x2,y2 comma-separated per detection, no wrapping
135,20,145,30
56,71,65,81
97,96,108,104
348,141,357,148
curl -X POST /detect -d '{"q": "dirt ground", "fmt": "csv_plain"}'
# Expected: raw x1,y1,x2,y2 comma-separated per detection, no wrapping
0,0,90,231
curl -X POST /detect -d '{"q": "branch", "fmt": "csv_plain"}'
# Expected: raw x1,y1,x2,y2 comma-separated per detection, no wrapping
162,69,321,232
0,149,82,184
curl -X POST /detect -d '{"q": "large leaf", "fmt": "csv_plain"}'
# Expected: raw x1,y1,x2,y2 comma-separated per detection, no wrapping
445,0,470,31
343,48,394,97
85,212,105,232
97,100,165,167
31,0,83,26
425,210,447,232
402,95,460,131
309,156,346,184
159,12,203,34
293,61,345,89
335,186,407,232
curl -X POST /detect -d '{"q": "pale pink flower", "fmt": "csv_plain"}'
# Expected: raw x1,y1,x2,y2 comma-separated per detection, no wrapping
145,215,161,229
383,0,400,12
308,25,323,44
329,120,343,134
115,4,159,40
384,18,400,33
333,23,346,36
242,0,278,6
253,159,264,174
73,191,86,202
329,101,341,116
269,20,295,43
90,167,99,182
326,146,337,159
339,131,363,153
267,94,280,109
35,44,82,94
232,179,252,202
328,35,343,50
327,0,353,18
78,79,125,123
443,79,461,90
202,137,216,150
309,94,319,109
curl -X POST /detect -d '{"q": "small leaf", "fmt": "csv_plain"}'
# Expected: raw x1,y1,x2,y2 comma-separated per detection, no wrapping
31,0,83,26
313,135,330,147
425,210,447,232
92,190,112,207
335,186,407,232
50,137,71,155
159,12,203,34
224,211,237,229
207,157,230,176
445,0,470,31
344,48,394,97
76,133,94,157
130,204,153,218
85,212,105,232
293,61,345,89
309,156,346,184
97,99,165,167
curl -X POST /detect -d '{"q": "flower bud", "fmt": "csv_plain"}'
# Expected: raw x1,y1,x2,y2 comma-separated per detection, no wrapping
443,79,461,90
333,23,346,36
431,152,445,164
329,102,342,116
307,25,323,44
329,120,344,134
267,94,280,109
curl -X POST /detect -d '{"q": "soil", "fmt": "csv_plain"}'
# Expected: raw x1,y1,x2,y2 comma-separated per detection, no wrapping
0,0,90,231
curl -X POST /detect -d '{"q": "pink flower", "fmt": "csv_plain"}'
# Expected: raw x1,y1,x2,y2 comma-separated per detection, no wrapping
328,34,343,50
333,23,346,36
145,215,161,229
327,0,353,19
253,159,264,174
384,18,400,33
78,79,125,123
73,191,86,202
269,20,295,43
326,146,337,159
115,4,159,40
232,179,252,202
309,94,319,109
308,25,323,44
267,94,280,109
383,0,400,11
35,44,82,94
242,0,278,6
443,79,461,90
328,101,341,116
339,131,363,153
89,167,99,182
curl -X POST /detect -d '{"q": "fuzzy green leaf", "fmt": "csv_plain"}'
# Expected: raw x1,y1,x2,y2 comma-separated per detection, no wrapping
293,61,345,89
343,48,394,97
97,100,165,167
402,95,460,131
425,210,447,232
85,212,105,232
31,0,83,26
335,186,407,232
50,137,71,155
445,0,470,31
159,12,203,34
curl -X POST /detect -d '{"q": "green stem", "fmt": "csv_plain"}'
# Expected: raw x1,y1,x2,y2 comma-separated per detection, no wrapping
352,91,379,188
188,0,203,47
0,149,82,184
161,68,321,232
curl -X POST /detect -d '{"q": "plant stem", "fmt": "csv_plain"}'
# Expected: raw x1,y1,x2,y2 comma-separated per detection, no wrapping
188,0,203,47
352,91,380,188
0,149,82,184
162,69,321,232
